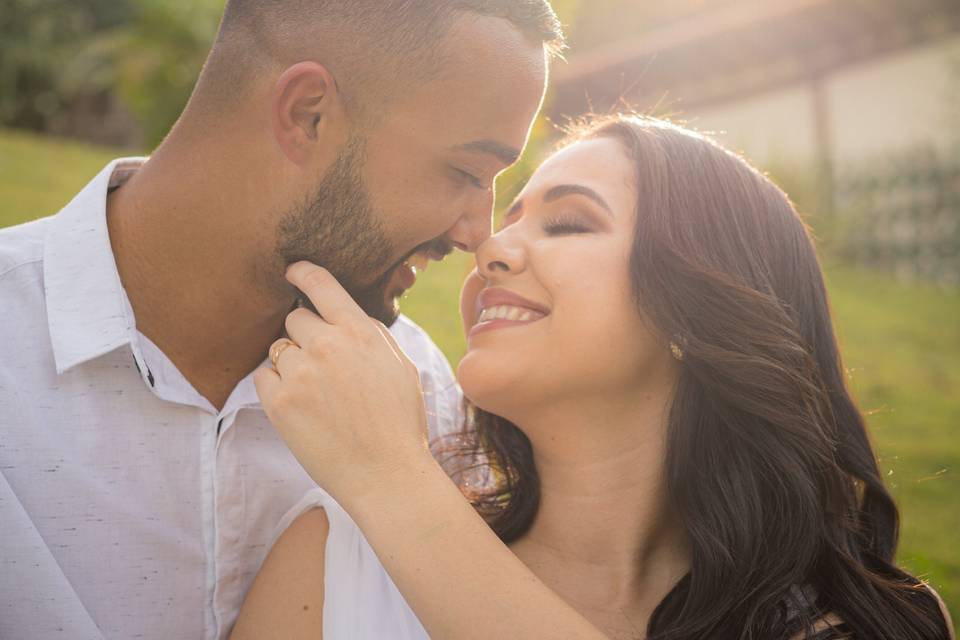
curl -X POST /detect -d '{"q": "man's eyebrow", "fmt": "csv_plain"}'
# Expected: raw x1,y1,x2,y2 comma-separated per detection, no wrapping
543,184,614,216
454,139,522,166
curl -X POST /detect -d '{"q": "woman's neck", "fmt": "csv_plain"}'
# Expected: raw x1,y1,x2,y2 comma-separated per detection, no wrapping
506,393,690,631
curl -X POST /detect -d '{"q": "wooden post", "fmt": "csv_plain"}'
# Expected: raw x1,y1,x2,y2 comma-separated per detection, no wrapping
811,74,835,219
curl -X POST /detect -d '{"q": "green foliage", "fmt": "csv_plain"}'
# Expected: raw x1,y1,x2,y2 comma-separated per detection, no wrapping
0,0,135,129
0,0,220,146
54,0,222,147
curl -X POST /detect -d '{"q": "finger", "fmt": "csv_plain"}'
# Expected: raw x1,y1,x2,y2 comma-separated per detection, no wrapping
284,307,329,347
370,320,419,376
253,365,282,406
370,320,404,360
286,261,367,326
268,337,305,378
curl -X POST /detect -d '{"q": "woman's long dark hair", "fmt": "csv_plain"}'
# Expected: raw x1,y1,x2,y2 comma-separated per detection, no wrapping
452,115,951,639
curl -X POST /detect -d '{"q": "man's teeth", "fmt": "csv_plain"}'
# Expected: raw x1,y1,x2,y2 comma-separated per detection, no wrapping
405,252,430,273
478,305,539,323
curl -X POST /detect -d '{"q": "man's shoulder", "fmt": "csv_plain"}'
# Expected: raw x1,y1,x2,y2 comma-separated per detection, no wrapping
390,313,429,339
391,314,464,439
0,219,52,362
390,314,455,377
0,217,50,280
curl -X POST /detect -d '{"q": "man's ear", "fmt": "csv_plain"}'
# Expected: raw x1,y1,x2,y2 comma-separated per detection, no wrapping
271,61,349,166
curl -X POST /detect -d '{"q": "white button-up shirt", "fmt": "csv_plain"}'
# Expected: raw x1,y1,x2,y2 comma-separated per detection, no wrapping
0,159,463,639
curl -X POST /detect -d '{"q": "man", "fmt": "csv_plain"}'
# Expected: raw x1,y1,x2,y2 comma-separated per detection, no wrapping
0,1,562,637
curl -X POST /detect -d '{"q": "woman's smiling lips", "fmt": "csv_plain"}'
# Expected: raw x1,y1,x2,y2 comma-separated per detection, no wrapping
470,287,550,338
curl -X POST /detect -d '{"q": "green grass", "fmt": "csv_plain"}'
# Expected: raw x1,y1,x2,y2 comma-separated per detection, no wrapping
0,129,125,227
3,129,957,627
825,267,960,616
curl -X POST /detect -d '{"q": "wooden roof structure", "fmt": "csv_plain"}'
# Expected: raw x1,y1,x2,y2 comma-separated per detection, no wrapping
549,0,960,119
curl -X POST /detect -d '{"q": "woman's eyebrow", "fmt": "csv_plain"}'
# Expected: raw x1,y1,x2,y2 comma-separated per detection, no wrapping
542,184,613,216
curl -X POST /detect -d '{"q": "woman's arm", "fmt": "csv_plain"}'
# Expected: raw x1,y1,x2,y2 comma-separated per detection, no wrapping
230,508,329,640
253,263,609,640
344,453,605,640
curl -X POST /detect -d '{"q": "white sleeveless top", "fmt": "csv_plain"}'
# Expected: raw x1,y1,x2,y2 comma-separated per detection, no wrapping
272,488,432,639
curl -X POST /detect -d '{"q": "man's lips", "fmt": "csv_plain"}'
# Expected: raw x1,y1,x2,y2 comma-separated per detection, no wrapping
390,244,454,294
399,240,454,276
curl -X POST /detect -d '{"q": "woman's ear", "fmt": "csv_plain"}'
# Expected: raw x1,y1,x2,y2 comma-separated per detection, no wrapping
271,61,349,166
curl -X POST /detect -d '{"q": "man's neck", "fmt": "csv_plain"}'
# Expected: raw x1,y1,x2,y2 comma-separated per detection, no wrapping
106,140,292,410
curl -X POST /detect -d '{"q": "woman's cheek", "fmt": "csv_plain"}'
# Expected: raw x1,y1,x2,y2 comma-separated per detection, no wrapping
459,267,484,336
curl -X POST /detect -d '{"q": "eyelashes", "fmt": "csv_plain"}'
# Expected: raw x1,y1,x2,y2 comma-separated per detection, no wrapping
542,214,592,235
453,167,484,190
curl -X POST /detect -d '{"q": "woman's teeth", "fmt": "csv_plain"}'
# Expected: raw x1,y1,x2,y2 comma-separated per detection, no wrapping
478,305,538,323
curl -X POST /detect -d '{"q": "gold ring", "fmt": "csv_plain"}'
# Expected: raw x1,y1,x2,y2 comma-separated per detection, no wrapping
270,338,296,368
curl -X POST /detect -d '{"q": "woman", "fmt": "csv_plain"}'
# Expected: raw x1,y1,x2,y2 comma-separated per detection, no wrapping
231,115,954,639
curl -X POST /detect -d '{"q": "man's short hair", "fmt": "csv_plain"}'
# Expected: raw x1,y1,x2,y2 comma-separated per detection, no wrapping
200,0,565,119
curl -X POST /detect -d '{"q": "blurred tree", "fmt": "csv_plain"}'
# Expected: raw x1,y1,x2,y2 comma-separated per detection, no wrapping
0,0,135,131
61,0,222,147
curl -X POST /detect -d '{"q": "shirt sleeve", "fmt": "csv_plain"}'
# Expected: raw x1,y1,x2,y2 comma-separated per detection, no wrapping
388,315,464,442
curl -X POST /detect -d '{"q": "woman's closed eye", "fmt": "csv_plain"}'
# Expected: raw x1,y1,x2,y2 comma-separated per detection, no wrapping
543,214,592,235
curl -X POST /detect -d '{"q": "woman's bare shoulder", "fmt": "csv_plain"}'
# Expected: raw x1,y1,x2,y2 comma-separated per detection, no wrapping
230,507,330,639
928,585,956,640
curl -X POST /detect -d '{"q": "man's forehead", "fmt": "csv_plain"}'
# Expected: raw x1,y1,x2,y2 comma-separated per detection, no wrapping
428,12,549,100
376,19,547,162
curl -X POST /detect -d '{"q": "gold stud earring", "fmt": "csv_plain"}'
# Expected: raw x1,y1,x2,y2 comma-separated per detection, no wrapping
669,338,684,361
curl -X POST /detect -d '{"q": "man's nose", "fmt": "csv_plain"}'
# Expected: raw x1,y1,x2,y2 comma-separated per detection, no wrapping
446,189,495,252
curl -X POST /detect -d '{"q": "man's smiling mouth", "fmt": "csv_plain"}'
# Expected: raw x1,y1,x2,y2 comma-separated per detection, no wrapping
402,251,431,275
392,241,454,294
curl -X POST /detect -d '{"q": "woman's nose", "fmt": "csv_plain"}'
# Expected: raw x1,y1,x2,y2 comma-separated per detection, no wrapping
475,230,525,279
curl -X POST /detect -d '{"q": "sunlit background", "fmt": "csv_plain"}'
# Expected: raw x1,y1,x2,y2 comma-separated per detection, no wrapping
1,0,957,627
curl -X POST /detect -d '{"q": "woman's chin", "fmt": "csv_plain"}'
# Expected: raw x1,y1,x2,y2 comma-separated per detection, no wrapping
457,352,524,417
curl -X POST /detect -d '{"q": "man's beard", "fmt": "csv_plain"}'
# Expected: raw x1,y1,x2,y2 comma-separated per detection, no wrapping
275,135,401,325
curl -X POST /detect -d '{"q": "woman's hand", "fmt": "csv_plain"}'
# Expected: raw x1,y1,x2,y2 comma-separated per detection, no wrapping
254,261,434,507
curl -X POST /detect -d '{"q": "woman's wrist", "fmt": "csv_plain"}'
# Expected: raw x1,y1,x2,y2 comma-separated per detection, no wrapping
327,445,609,640
342,452,465,534
330,443,448,520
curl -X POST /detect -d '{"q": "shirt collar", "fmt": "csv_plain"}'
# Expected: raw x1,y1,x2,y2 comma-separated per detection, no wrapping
43,158,148,374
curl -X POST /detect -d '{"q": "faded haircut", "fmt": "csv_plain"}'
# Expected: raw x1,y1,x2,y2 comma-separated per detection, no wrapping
196,0,565,119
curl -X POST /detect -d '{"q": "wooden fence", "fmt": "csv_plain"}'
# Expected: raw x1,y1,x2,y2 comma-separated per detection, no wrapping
833,147,960,287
